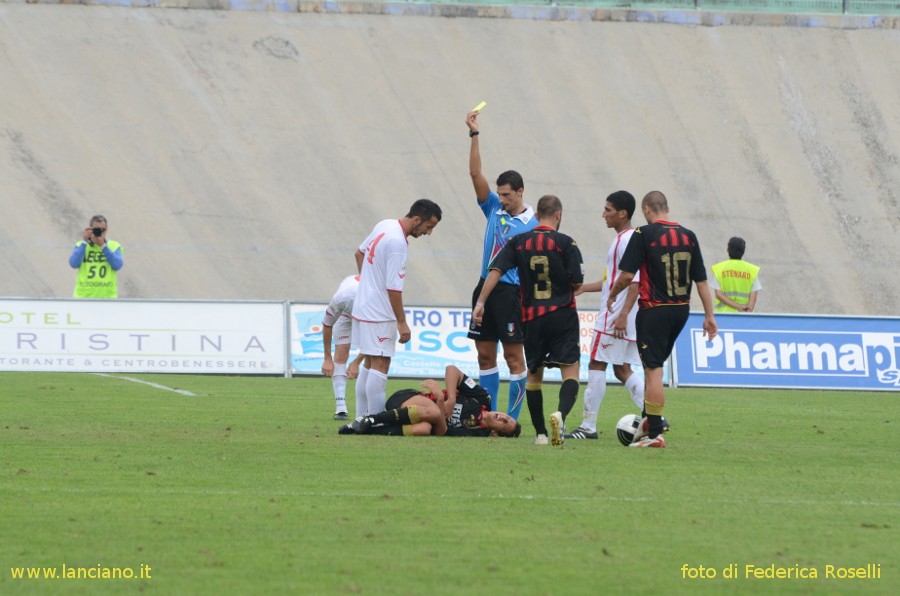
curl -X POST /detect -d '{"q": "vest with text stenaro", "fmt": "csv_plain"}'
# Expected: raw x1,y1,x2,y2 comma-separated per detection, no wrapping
711,259,759,312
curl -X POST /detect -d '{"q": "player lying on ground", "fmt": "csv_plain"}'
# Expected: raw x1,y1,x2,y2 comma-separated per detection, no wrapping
338,365,521,437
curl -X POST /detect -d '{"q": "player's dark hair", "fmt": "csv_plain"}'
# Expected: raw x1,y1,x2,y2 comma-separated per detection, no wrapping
496,170,524,192
727,236,746,259
406,199,442,222
507,422,522,438
606,190,636,219
536,195,562,219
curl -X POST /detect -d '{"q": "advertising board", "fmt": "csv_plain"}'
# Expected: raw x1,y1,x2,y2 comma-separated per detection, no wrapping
0,298,286,374
674,313,900,391
291,304,660,383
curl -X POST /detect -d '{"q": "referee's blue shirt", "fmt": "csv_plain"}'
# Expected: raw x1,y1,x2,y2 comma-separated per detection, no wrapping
478,191,537,285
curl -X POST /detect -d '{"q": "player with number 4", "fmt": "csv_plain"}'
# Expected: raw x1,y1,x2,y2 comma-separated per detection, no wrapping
351,199,443,417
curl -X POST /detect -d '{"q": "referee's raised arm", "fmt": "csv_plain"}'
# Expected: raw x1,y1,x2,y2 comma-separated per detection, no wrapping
466,110,491,203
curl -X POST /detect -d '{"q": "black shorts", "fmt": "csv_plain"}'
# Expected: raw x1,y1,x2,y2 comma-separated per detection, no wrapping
385,389,422,411
635,304,689,369
467,279,524,343
523,308,580,374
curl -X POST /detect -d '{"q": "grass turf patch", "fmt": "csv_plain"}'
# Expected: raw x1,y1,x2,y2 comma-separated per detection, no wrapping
1,372,897,594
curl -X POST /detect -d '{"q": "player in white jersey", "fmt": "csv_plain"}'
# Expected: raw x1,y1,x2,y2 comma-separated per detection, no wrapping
321,275,365,420
566,191,645,440
352,199,442,416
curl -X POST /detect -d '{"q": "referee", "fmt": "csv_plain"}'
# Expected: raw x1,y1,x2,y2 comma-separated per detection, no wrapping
464,109,538,421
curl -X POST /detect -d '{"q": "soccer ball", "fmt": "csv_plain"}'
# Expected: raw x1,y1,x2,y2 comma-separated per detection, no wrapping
615,414,642,446
615,414,670,446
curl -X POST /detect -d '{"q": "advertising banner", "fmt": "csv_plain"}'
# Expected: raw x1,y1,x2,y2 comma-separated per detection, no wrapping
674,313,900,391
291,303,661,383
0,298,286,374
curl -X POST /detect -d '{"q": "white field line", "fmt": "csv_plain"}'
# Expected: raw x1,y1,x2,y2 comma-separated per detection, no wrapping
92,373,196,396
2,486,896,508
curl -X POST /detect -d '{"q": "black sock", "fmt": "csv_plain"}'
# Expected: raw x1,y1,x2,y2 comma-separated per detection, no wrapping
647,414,664,439
372,406,416,426
367,424,405,436
526,388,546,435
558,378,579,420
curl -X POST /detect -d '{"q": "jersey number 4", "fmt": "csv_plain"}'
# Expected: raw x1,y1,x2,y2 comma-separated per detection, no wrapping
366,233,386,265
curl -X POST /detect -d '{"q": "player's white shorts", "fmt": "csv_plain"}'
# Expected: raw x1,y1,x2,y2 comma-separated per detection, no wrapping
330,314,353,346
588,329,642,367
351,319,397,357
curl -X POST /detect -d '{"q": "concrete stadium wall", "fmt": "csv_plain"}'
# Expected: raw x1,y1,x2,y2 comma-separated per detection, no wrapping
1,2,898,315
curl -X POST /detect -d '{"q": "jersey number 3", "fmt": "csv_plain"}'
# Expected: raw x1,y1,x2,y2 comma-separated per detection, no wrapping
530,255,552,299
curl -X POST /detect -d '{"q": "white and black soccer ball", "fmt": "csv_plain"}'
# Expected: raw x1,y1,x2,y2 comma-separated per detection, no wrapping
615,414,643,446
615,414,670,446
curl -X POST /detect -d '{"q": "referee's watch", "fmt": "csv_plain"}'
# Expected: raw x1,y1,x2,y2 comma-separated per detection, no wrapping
469,130,479,138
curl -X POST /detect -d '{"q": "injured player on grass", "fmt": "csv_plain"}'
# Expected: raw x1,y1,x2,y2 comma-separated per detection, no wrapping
338,365,521,437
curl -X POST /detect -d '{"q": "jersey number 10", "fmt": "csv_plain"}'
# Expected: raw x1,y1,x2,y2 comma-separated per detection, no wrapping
661,252,691,297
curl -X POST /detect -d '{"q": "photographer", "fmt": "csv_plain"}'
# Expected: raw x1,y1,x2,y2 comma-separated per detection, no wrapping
68,215,124,298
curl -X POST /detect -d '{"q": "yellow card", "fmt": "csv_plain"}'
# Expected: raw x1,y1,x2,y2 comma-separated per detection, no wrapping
472,101,487,112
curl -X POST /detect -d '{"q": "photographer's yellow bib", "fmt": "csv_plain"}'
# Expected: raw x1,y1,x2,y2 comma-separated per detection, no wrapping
74,241,122,298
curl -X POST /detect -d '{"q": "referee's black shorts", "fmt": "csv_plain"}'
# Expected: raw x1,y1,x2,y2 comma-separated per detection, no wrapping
523,308,581,374
635,304,689,369
467,279,524,343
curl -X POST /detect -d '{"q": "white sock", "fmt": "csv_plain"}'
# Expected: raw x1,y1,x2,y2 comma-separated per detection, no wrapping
581,370,607,433
355,365,369,417
625,374,645,411
365,369,388,416
332,362,347,413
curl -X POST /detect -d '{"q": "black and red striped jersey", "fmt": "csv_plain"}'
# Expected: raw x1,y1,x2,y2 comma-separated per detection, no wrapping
619,220,707,309
490,225,584,323
445,374,491,435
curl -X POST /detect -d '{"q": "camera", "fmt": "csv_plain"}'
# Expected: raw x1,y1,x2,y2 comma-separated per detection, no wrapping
92,227,104,236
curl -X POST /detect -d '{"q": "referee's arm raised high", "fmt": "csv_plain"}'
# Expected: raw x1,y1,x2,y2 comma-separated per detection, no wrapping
466,110,491,204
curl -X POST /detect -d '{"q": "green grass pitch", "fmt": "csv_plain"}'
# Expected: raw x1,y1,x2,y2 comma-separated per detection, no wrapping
1,372,897,594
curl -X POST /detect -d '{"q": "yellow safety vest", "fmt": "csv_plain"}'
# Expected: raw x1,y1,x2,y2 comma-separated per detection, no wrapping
73,240,122,298
711,259,759,312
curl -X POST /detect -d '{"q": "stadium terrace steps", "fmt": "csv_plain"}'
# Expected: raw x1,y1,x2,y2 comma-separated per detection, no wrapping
1,3,898,314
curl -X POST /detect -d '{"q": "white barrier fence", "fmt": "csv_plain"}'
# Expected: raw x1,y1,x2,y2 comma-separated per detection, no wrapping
1,298,621,382
0,298,287,375
21,298,900,392
290,303,616,382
